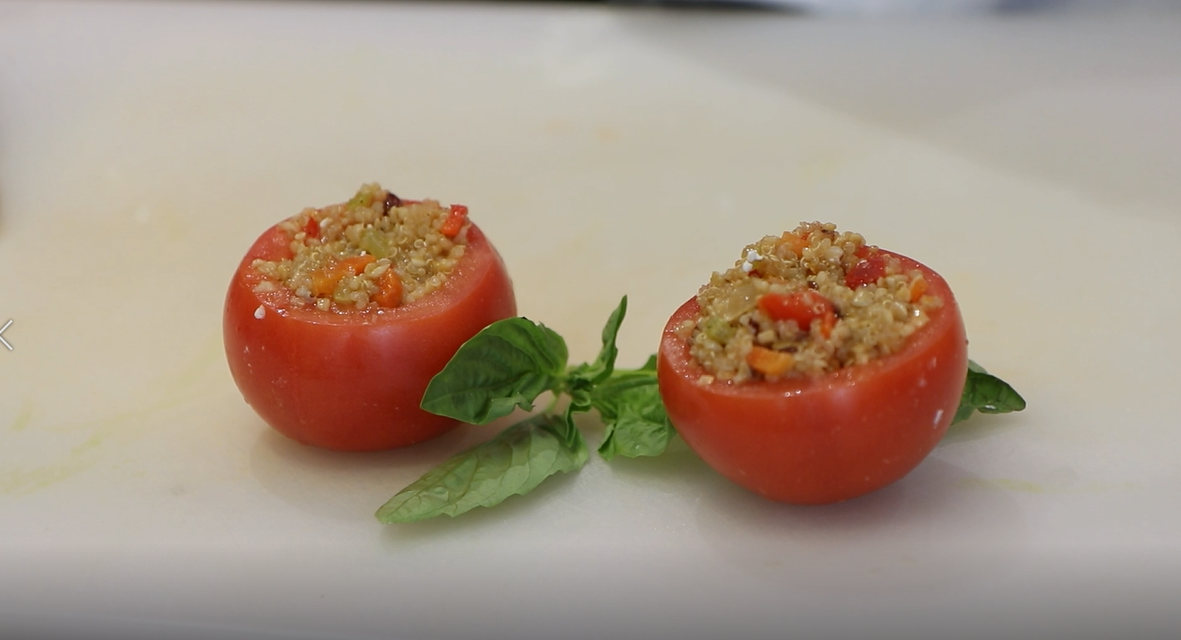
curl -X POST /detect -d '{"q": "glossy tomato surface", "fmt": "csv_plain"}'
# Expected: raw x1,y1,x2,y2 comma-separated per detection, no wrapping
657,250,967,504
224,223,516,451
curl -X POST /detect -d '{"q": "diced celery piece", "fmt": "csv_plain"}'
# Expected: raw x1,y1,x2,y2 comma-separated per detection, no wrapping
358,228,391,258
702,316,735,343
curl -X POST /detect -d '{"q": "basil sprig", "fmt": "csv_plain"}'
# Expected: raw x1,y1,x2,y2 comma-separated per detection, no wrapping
952,359,1027,424
377,297,674,523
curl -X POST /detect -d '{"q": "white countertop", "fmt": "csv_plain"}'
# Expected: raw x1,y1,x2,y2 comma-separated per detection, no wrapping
2,1,1180,638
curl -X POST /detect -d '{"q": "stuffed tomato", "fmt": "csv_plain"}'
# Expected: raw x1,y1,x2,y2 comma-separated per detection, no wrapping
224,183,516,451
657,223,967,504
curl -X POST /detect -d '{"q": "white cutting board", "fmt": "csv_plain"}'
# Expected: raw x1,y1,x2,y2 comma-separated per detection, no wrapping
2,2,1180,639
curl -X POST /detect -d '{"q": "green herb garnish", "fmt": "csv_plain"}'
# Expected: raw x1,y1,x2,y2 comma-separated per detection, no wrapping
592,355,672,461
418,317,568,425
952,359,1027,424
375,413,587,523
377,297,674,523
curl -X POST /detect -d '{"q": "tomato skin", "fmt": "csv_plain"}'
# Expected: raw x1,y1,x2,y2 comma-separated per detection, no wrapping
657,250,967,504
223,223,516,451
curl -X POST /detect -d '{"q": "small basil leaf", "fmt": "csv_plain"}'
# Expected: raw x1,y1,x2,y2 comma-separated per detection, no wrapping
421,317,568,424
375,413,589,523
566,296,628,387
589,368,656,418
593,365,674,460
592,295,627,381
952,359,1027,425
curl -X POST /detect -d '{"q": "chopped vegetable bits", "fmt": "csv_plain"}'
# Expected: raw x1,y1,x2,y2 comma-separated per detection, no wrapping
251,183,469,312
682,222,941,382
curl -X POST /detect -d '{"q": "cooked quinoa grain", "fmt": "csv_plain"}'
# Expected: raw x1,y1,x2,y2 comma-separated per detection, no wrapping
686,222,941,383
251,183,470,312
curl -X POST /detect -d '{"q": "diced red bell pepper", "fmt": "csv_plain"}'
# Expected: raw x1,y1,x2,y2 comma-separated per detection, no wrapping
440,204,468,239
845,254,887,289
757,290,836,338
303,216,320,239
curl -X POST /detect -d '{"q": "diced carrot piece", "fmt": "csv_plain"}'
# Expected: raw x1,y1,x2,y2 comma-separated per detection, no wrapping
308,255,376,297
817,310,836,338
746,346,795,377
309,271,338,297
339,255,376,276
373,269,403,308
909,276,927,303
780,232,808,257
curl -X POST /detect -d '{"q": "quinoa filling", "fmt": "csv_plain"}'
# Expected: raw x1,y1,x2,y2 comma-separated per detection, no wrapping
251,183,470,312
677,222,941,383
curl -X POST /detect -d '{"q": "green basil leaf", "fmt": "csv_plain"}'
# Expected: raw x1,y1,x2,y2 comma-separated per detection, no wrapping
952,359,1027,425
566,296,627,388
375,413,589,523
420,317,568,424
593,364,674,460
561,402,587,451
590,368,657,420
591,295,627,381
568,387,593,415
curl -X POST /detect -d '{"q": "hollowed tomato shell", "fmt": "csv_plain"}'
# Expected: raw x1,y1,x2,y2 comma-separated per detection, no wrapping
224,223,516,451
657,250,967,504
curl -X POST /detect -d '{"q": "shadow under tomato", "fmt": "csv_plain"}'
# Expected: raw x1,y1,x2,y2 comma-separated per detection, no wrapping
248,420,506,523
692,455,1029,593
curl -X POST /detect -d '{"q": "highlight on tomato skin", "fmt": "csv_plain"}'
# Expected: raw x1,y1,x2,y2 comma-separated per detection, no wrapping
223,220,516,452
656,249,968,505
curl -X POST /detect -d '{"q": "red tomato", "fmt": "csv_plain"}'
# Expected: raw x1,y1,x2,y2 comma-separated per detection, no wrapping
657,250,967,504
224,222,516,451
